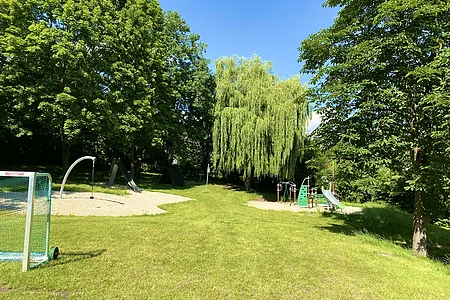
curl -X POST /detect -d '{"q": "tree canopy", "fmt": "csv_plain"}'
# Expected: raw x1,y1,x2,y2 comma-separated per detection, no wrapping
0,0,214,174
299,0,450,256
213,55,310,185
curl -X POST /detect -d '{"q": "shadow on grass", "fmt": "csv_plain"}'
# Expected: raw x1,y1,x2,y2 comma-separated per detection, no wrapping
260,190,288,202
136,172,202,191
55,170,189,192
46,249,107,268
319,206,450,263
55,171,198,194
212,182,282,203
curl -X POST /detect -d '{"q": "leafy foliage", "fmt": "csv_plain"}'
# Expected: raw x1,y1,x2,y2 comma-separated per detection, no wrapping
0,0,215,174
299,0,450,255
154,11,216,172
213,55,310,182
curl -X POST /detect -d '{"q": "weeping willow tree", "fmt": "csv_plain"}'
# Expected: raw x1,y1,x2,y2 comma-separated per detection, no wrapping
212,55,310,185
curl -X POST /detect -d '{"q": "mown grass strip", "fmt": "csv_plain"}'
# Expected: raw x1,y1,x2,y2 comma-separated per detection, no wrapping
0,184,449,299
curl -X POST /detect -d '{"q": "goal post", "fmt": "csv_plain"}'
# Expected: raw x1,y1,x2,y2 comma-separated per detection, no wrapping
0,171,56,271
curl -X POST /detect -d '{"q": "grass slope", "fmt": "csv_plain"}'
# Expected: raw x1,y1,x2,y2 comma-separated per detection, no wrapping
1,184,450,299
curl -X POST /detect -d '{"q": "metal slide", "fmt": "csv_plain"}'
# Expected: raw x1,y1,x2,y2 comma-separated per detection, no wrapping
322,189,345,210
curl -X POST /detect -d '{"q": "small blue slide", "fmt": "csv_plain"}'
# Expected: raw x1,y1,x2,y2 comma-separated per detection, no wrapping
322,189,345,210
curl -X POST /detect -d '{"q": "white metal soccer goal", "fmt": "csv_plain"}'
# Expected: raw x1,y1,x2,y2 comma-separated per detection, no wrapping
0,171,58,271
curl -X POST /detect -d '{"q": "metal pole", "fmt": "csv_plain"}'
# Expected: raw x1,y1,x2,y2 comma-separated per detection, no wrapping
22,173,36,272
90,159,95,199
59,156,96,199
293,184,297,206
331,161,335,194
277,183,282,203
206,164,210,189
307,176,311,208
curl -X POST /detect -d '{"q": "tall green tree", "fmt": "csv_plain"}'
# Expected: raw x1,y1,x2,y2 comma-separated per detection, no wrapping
103,7,214,174
0,0,37,139
1,0,214,174
155,11,215,171
213,55,310,188
299,0,450,256
103,0,166,175
0,0,116,172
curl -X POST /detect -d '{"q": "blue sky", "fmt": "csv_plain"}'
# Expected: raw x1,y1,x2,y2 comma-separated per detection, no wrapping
158,0,339,84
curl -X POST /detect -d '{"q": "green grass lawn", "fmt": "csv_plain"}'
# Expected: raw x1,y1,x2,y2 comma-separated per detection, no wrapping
1,183,450,299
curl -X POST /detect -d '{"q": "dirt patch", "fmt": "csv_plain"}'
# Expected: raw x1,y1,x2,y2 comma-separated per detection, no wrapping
52,191,193,216
0,284,11,293
248,200,362,214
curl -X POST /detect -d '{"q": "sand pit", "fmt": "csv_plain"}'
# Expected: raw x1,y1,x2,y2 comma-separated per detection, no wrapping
52,191,193,216
248,200,362,214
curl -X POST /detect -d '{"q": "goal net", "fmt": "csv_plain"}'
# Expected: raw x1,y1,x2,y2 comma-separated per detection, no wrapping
0,171,53,271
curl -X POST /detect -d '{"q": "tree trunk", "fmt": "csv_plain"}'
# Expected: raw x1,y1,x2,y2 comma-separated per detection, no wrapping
62,141,70,176
130,146,135,180
244,176,253,191
412,146,427,256
412,189,427,256
244,170,254,191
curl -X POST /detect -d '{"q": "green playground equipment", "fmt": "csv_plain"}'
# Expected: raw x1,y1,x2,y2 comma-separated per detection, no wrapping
297,176,344,211
313,193,328,205
297,177,309,207
322,188,345,211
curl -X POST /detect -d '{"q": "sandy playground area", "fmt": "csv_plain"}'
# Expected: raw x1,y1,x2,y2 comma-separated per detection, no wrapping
52,191,193,216
51,190,361,217
248,200,362,214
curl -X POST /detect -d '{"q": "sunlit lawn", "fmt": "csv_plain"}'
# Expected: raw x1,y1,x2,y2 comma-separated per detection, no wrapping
1,181,450,299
